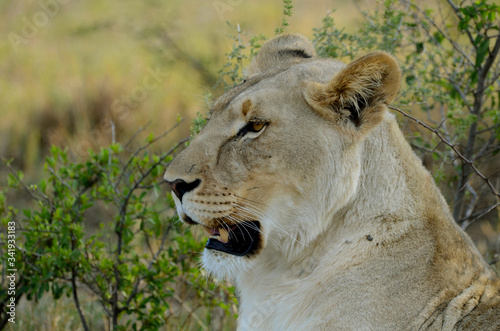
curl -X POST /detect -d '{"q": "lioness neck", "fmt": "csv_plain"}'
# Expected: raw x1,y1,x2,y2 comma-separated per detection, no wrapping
236,113,497,330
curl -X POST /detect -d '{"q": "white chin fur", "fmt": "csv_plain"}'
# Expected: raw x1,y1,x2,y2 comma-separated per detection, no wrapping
201,248,255,281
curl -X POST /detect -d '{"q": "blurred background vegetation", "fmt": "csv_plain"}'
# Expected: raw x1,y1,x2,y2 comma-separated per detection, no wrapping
0,0,499,330
0,0,354,174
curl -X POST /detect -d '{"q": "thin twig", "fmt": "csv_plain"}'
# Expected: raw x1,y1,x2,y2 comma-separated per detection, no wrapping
114,120,184,190
463,182,478,220
411,3,474,66
172,294,209,331
123,223,173,308
353,0,375,28
72,267,90,331
461,202,500,230
445,0,476,47
4,162,51,203
111,119,116,145
123,122,151,149
483,70,500,94
116,136,189,238
389,106,500,200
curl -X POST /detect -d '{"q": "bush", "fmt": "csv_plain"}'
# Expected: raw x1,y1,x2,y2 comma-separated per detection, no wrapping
0,126,236,330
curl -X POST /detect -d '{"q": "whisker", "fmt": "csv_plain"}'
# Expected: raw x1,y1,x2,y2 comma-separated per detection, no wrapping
231,202,283,247
232,204,273,237
235,200,304,247
225,215,248,243
234,194,270,207
225,214,256,244
233,201,288,239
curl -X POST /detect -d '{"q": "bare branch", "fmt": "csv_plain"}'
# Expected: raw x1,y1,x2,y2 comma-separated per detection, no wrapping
72,267,90,331
172,294,209,331
411,4,474,66
123,122,151,149
389,106,500,201
124,223,173,308
4,162,51,204
480,34,500,82
115,120,184,190
461,202,500,230
160,33,218,87
472,129,499,162
353,0,375,28
484,70,500,93
463,183,478,220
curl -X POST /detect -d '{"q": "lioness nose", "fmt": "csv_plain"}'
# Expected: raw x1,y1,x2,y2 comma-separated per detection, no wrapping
167,179,201,202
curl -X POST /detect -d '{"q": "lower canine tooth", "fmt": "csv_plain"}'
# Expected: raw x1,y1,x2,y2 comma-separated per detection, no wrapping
219,228,229,243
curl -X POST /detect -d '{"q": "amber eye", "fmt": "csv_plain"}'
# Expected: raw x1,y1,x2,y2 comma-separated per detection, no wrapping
237,121,267,137
251,122,265,132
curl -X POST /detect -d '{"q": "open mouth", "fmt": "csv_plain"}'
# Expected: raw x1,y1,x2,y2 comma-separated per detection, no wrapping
203,221,261,257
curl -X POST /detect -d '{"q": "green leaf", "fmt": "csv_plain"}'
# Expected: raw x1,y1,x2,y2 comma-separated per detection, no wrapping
69,250,81,261
146,132,154,143
100,148,109,164
475,37,489,68
458,19,469,31
433,31,444,44
23,209,31,219
46,156,56,169
415,42,424,53
39,179,47,194
110,142,123,154
406,75,416,85
7,174,18,188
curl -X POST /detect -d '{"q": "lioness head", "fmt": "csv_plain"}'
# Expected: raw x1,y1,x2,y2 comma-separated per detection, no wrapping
164,34,401,280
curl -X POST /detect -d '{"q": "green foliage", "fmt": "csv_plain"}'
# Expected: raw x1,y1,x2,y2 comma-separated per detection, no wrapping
215,23,266,91
275,0,294,35
216,0,295,90
191,112,209,138
0,133,234,330
313,1,406,59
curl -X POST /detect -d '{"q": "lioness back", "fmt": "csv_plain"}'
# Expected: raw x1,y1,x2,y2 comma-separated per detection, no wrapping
165,34,500,330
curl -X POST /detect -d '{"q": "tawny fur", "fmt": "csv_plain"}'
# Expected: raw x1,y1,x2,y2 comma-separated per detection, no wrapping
165,34,500,330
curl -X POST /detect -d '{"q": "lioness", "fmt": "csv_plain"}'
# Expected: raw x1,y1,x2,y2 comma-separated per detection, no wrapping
164,34,500,330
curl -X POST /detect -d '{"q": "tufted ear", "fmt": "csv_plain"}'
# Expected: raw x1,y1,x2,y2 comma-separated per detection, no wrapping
246,34,316,75
304,52,401,130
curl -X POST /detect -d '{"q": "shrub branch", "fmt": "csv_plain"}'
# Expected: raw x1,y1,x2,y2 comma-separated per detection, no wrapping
390,105,500,228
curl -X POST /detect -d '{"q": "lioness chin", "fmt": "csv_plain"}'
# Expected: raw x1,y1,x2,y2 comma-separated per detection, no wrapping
164,34,500,330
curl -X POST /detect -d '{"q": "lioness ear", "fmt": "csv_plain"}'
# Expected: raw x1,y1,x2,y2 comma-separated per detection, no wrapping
247,34,316,75
304,52,401,128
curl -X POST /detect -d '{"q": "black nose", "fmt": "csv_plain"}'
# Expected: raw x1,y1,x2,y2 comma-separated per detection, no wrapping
167,179,201,202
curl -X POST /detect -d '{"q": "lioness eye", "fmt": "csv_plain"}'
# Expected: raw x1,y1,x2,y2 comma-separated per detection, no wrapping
237,122,267,137
251,122,265,132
